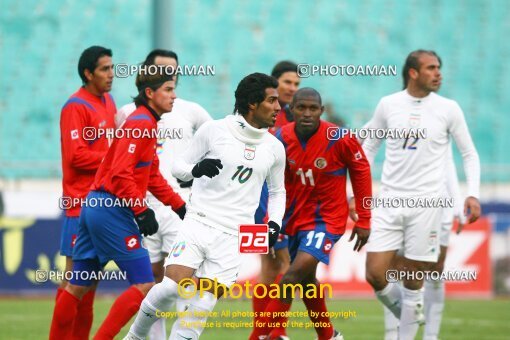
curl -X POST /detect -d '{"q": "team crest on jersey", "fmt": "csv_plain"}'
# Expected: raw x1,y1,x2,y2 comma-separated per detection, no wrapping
244,144,256,160
409,113,421,127
428,230,438,246
314,157,327,169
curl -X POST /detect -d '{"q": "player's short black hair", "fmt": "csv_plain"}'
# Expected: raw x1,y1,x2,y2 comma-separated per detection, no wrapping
133,70,174,107
234,73,279,116
271,61,298,80
78,46,112,84
291,87,323,106
144,49,179,66
402,50,442,89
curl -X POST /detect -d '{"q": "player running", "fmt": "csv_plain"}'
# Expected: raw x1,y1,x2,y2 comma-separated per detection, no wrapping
252,61,300,340
363,50,481,340
249,87,372,340
124,73,286,340
116,49,212,339
50,69,185,340
54,45,116,339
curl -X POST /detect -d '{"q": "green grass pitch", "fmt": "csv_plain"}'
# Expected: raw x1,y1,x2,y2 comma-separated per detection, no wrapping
1,297,509,339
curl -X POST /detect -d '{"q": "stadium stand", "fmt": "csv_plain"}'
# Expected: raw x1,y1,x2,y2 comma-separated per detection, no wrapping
1,0,509,181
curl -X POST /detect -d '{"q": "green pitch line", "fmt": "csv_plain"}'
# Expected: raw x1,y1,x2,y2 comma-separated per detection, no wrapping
0,298,509,339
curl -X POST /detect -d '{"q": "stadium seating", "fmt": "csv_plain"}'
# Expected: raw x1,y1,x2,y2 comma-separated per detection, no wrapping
1,0,509,180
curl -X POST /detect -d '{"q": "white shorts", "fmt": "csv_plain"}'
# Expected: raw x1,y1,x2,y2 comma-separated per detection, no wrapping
366,203,443,262
164,217,241,288
440,206,455,247
144,202,183,263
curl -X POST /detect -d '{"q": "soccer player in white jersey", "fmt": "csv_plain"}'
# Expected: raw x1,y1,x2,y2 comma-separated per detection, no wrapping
124,73,286,340
116,49,212,339
380,146,467,340
362,50,481,340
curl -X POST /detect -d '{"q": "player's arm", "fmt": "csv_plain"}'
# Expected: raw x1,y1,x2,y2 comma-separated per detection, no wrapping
148,153,186,218
60,103,106,170
444,145,467,233
449,102,481,223
361,100,387,166
265,142,286,247
108,121,150,215
172,122,222,181
341,135,372,251
191,102,213,131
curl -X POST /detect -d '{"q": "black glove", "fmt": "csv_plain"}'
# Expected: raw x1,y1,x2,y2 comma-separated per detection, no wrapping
191,159,223,178
177,178,193,188
174,204,186,220
135,208,159,237
267,221,281,248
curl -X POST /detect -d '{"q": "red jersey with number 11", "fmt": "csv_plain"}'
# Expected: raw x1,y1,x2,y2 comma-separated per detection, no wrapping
276,120,372,236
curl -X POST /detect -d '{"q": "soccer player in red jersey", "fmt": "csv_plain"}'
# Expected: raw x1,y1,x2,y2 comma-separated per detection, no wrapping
50,69,186,340
252,61,300,340
250,88,372,340
55,45,116,339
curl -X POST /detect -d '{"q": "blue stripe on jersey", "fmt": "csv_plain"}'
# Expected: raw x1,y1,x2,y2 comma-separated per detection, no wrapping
314,202,327,232
282,198,296,232
273,128,287,149
62,97,96,112
107,93,116,107
325,167,347,176
135,160,152,168
127,114,151,121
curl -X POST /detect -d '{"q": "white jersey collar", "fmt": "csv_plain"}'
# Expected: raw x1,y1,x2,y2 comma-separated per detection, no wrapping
403,89,433,104
225,114,268,144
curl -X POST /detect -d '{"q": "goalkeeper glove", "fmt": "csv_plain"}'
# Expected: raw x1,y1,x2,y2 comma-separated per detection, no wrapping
267,221,281,248
135,208,159,237
191,159,223,178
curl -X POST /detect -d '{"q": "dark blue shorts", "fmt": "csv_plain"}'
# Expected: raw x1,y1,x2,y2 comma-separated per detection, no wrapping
60,216,79,256
288,230,342,265
73,191,149,264
273,233,289,251
70,257,153,286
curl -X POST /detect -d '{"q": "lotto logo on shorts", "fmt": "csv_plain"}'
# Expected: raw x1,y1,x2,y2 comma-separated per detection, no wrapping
71,234,77,247
125,235,140,250
239,224,268,254
323,239,333,254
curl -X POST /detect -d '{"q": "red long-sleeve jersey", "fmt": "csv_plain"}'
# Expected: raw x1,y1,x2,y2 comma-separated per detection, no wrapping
276,121,372,235
60,87,116,217
92,105,185,215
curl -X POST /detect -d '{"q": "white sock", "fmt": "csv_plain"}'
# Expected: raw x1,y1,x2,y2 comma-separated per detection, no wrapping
169,291,218,340
148,317,166,340
399,287,424,340
175,285,195,313
375,282,402,318
423,279,445,340
128,277,179,339
383,306,399,340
